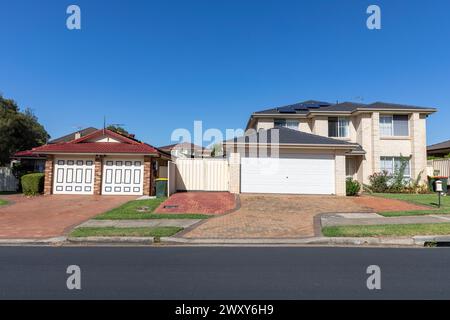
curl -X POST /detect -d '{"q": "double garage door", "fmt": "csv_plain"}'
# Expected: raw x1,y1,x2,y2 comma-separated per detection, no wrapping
53,157,144,195
241,153,336,195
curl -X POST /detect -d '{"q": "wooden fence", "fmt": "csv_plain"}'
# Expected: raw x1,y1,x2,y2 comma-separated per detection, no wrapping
0,167,18,192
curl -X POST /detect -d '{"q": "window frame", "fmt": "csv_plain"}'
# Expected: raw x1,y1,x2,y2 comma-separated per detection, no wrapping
274,119,299,130
380,156,411,178
328,117,350,138
379,114,409,137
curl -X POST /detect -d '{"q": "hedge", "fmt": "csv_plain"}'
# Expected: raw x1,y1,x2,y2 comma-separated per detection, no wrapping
21,173,45,196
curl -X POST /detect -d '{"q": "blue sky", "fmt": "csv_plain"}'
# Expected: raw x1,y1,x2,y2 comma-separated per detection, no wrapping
1,0,449,147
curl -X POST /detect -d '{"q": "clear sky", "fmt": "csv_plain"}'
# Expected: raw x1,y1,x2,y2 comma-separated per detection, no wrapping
1,0,449,147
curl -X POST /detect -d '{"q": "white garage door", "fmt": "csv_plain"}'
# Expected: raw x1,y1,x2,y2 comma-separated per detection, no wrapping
53,158,95,194
241,153,335,194
102,158,144,195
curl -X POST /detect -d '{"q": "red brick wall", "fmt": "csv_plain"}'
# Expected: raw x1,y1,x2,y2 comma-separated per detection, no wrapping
43,155,54,195
143,156,151,196
94,155,103,195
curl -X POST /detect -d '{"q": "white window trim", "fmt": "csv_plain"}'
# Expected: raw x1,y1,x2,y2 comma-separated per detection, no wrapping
274,119,299,130
380,156,411,178
380,115,409,137
329,117,350,138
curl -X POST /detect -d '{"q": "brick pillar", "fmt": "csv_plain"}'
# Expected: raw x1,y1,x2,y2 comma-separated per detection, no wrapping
143,156,152,196
93,155,103,195
43,155,54,195
335,151,347,196
229,152,241,194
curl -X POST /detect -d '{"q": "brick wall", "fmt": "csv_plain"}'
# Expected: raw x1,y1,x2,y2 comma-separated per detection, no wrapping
143,156,154,196
228,152,241,194
43,155,54,195
93,155,103,195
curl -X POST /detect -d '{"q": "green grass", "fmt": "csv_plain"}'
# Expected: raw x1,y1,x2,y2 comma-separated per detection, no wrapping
70,226,183,238
323,223,450,237
0,199,8,206
94,197,211,220
372,193,450,217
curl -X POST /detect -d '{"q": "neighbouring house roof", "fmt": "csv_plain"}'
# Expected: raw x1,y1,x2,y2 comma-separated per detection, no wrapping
12,150,46,159
225,127,364,152
427,140,450,152
48,127,98,144
159,142,206,153
31,129,162,156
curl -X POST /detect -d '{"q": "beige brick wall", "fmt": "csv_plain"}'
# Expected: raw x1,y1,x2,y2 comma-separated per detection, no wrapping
256,119,274,131
312,116,328,136
335,151,347,196
43,155,54,195
411,113,428,182
228,152,241,194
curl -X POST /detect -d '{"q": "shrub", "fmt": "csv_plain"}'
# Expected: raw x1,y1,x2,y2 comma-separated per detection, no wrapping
367,171,391,193
346,178,361,196
21,173,45,196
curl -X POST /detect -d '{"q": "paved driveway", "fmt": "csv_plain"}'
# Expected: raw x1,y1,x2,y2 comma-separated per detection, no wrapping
183,194,372,239
0,194,135,239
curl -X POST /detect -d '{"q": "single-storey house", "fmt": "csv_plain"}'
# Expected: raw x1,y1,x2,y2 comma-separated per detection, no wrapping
427,140,450,158
30,128,170,196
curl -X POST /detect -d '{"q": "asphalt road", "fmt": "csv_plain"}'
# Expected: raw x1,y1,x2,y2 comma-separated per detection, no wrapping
0,246,449,299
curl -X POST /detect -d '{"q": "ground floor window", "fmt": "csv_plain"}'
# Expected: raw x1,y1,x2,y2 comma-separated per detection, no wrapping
380,156,411,178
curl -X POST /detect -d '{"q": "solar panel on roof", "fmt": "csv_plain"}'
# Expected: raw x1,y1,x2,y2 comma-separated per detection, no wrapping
278,106,296,113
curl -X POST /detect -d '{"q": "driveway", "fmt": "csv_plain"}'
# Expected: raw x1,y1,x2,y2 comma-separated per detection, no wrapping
155,192,236,215
183,194,372,239
0,194,135,239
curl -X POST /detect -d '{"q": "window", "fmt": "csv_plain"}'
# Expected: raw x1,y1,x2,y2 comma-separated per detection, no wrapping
380,156,411,178
328,117,349,138
379,115,409,137
274,119,299,130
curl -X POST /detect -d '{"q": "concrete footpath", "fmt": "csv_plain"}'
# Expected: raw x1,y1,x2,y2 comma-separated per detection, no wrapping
321,212,450,227
76,219,201,229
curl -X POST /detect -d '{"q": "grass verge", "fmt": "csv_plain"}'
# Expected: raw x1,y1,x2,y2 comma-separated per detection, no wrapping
323,223,450,237
372,193,450,217
70,226,183,238
0,199,8,206
94,198,211,220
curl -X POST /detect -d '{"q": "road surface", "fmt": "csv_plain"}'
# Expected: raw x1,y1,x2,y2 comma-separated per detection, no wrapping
0,246,449,299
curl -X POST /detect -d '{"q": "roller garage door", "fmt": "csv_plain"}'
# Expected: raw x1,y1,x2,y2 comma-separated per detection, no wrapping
53,157,95,194
102,157,144,195
241,153,335,194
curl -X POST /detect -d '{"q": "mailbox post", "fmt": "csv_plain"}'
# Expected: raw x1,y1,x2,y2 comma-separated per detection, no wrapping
436,180,443,208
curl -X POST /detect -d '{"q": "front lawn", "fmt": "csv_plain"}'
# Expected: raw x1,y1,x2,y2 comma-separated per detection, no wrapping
373,193,450,217
95,197,211,220
0,199,8,206
70,226,183,238
323,223,450,237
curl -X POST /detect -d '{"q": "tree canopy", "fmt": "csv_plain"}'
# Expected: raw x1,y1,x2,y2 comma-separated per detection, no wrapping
106,125,134,138
0,95,49,165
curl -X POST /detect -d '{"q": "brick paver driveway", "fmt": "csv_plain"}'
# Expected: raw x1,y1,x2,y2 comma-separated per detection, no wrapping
183,194,373,239
0,194,135,239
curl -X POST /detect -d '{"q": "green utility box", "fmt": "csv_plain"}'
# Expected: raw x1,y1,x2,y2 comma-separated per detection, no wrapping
155,178,168,198
428,176,448,193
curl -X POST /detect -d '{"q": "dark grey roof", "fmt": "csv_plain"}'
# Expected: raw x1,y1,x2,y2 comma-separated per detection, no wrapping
227,127,360,147
253,100,436,115
428,140,450,151
49,127,98,144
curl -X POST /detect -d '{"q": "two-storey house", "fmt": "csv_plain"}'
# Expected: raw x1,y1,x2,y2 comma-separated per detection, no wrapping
224,100,436,196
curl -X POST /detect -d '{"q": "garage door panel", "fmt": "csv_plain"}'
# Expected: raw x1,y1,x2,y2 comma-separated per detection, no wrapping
241,155,335,195
102,157,144,195
53,157,95,195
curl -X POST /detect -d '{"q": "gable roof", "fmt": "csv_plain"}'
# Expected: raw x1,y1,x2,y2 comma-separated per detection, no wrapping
428,140,450,151
48,127,98,144
159,142,206,152
31,129,161,155
225,127,362,150
253,100,436,115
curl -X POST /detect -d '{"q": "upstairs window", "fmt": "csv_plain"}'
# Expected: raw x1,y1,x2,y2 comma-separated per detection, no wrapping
274,119,299,130
380,115,409,137
328,117,349,138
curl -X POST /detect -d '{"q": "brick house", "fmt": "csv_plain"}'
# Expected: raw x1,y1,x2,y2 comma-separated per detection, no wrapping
30,129,170,196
